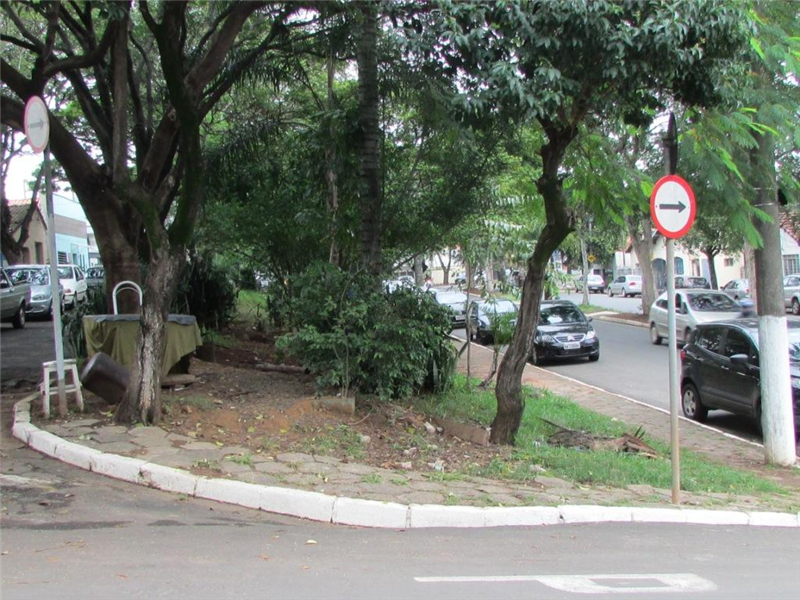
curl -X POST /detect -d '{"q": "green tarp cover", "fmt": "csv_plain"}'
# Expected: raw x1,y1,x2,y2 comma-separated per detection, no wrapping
83,315,202,377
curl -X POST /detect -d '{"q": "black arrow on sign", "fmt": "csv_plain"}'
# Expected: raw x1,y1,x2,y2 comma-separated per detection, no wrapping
28,119,46,130
659,201,686,213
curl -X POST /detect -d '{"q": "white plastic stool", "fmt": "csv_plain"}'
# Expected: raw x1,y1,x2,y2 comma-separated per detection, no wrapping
41,359,84,417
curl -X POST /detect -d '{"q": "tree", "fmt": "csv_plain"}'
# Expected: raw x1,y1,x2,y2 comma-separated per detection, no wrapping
414,0,750,443
1,1,302,423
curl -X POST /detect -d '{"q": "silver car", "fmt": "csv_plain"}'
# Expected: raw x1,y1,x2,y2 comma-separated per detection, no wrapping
5,265,64,320
607,274,642,297
430,289,467,327
721,278,750,301
649,290,741,345
784,275,800,315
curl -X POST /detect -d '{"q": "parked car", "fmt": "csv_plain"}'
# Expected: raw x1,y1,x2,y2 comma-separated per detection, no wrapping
680,319,800,435
384,278,415,294
649,290,741,346
530,300,599,365
576,273,606,294
85,266,105,289
783,275,800,315
721,278,750,301
5,265,64,320
675,276,710,289
607,274,642,297
0,267,30,329
56,264,88,308
467,298,518,344
430,289,468,327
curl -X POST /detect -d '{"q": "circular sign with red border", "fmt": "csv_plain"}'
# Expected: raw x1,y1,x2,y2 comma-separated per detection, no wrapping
650,175,696,239
24,96,49,154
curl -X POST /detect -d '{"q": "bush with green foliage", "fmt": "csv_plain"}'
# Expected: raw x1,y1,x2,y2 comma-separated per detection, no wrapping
61,288,106,359
278,262,457,400
171,251,237,330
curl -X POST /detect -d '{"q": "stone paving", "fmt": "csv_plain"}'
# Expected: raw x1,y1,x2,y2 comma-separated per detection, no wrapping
35,336,800,515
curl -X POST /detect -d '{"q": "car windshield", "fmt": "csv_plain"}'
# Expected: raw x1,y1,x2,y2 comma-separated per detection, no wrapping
480,300,516,316
540,305,585,324
57,267,72,279
688,293,739,312
686,277,708,288
7,268,48,285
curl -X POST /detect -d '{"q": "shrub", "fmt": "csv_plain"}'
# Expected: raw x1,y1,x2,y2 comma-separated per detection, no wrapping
171,251,237,330
277,262,456,400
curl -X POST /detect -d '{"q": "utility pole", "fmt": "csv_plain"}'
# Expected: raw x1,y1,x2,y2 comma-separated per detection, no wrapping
750,129,796,466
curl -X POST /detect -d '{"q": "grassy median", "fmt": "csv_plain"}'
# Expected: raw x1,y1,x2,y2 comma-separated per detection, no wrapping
416,375,786,497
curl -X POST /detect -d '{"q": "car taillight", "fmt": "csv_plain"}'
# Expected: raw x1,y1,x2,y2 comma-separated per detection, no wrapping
680,348,686,362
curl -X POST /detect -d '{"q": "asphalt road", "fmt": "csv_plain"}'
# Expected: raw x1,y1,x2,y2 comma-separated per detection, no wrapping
2,440,798,600
454,317,780,444
0,320,59,384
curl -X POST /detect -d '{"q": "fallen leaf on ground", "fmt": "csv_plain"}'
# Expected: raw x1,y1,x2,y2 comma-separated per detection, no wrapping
306,540,317,545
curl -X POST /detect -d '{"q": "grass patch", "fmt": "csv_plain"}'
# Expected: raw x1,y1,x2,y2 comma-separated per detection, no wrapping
416,375,785,496
577,303,611,314
292,424,366,460
362,473,382,484
202,330,236,348
225,453,254,467
236,289,269,329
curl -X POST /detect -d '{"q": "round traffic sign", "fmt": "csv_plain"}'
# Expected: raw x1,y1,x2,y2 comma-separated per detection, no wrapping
650,175,696,239
24,96,49,153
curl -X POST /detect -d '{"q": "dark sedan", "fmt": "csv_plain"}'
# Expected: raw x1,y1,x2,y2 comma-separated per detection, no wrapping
467,298,518,345
680,319,800,435
530,300,599,365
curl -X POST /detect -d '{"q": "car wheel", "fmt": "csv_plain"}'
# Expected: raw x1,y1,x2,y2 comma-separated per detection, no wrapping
12,304,26,329
681,383,708,422
754,401,763,437
48,301,54,320
793,298,800,316
588,353,599,362
650,323,662,345
607,287,613,297
684,328,692,344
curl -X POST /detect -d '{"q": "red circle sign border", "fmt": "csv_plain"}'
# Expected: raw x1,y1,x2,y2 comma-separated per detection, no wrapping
650,174,696,239
23,96,49,154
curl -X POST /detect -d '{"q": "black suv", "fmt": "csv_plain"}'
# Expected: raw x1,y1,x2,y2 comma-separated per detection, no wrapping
680,319,800,434
530,300,599,365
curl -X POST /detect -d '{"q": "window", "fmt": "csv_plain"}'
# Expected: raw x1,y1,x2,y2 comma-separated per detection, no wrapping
674,257,684,276
691,259,700,276
656,299,668,309
723,329,753,359
57,251,68,264
697,327,724,355
724,257,734,267
35,242,43,264
783,254,800,276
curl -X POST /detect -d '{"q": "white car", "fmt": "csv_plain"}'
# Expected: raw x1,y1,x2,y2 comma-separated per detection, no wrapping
784,275,800,315
5,265,65,319
581,273,606,293
607,274,642,297
430,289,468,326
57,264,88,307
721,278,750,301
649,290,741,345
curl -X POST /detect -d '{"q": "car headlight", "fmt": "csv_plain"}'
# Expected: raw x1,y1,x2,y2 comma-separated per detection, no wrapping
538,334,554,343
586,330,596,340
32,293,50,301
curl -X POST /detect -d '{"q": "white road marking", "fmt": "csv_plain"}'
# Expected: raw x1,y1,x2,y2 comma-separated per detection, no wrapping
415,573,718,594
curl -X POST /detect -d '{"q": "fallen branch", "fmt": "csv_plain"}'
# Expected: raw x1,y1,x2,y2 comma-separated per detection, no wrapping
541,419,658,458
253,363,308,374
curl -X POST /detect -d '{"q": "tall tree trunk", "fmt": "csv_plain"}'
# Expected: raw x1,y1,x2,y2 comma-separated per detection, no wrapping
580,233,589,305
750,128,795,466
492,133,574,444
324,45,340,267
626,214,656,317
356,2,382,277
704,247,719,289
115,247,182,424
413,255,425,285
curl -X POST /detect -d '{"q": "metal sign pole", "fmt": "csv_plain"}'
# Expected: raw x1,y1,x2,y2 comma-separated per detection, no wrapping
44,143,67,417
666,238,680,504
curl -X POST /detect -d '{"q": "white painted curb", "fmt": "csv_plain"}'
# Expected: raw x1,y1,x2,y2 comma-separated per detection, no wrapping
11,395,800,530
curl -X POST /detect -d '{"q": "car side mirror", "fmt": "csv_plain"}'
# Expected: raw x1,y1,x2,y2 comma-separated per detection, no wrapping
587,316,593,322
730,354,751,371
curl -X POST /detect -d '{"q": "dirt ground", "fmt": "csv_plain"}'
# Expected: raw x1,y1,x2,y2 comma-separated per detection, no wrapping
68,334,518,478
